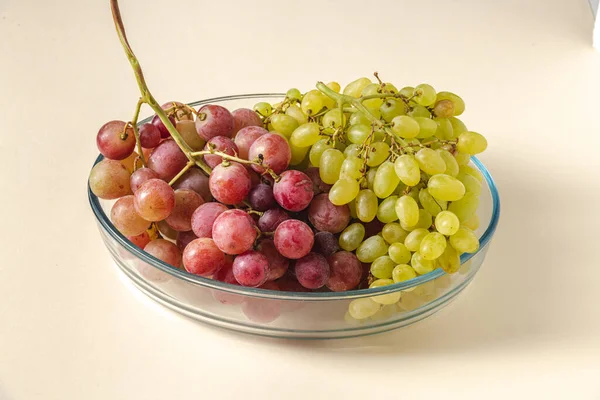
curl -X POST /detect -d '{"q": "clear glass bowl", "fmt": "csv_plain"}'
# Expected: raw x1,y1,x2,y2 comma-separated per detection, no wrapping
88,94,500,339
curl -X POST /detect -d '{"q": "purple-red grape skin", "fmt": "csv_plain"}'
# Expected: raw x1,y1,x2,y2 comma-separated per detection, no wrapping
248,184,275,212
144,239,182,267
234,126,267,160
89,159,132,200
256,239,289,281
96,120,136,160
203,136,239,169
257,208,289,232
139,123,161,149
326,251,363,292
196,104,235,141
183,238,227,277
176,230,198,251
157,219,178,240
209,162,251,205
232,108,263,134
130,167,159,193
127,231,151,249
151,113,176,139
294,253,331,289
147,139,188,181
133,178,175,222
305,167,332,194
212,209,257,255
312,231,340,257
232,250,269,287
191,202,229,238
274,219,314,259
111,195,150,236
308,193,351,233
173,168,212,201
273,170,314,212
165,189,204,232
248,133,291,174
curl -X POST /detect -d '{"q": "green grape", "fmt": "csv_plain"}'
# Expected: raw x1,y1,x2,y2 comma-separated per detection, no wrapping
366,142,390,167
364,104,382,119
290,122,322,147
339,223,365,251
382,82,398,93
390,115,419,139
449,227,479,253
454,152,471,166
361,83,384,109
377,196,399,223
329,178,360,205
415,148,446,175
340,156,364,180
414,117,438,139
356,235,389,263
370,256,396,279
286,88,302,102
410,252,435,275
270,114,299,138
392,263,417,283
301,90,324,116
355,189,378,222
437,149,459,177
435,210,460,236
349,112,371,126
436,91,465,116
348,198,358,219
395,195,419,227
319,149,344,184
456,171,482,195
419,232,446,260
253,102,272,117
459,164,483,183
436,241,461,274
428,174,466,201
399,86,414,98
457,132,487,155
366,167,377,190
334,140,347,152
462,213,479,231
373,161,400,198
448,193,479,222
380,99,406,122
348,298,380,319
347,124,371,144
409,104,431,118
343,77,372,98
413,84,437,106
434,118,455,140
404,228,429,252
326,81,341,93
370,279,401,305
285,104,308,125
309,139,333,167
401,209,433,231
449,117,467,135
381,222,407,244
322,109,346,128
394,154,420,186
419,188,446,216
432,99,455,118
290,142,310,165
344,143,361,159
388,243,411,264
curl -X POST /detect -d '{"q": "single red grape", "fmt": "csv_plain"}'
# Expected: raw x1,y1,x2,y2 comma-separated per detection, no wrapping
173,167,212,201
111,195,150,236
273,170,314,212
89,159,132,199
232,108,263,134
165,189,204,232
248,183,275,212
209,162,251,205
176,230,198,251
139,123,161,148
212,209,257,255
128,231,151,249
308,193,351,233
203,136,239,169
312,231,339,257
257,208,289,232
96,120,136,160
195,104,234,141
232,250,269,287
151,113,176,138
295,252,330,289
191,202,229,238
326,251,363,292
147,139,188,181
274,219,314,259
248,133,291,174
130,167,159,193
183,238,227,276
234,126,267,159
133,178,175,221
145,239,182,267
256,239,289,281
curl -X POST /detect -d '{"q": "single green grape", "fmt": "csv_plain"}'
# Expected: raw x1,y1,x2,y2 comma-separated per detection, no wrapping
356,235,389,263
404,228,429,252
349,112,371,126
340,155,364,181
437,149,459,177
395,195,419,227
319,149,344,184
347,124,370,144
414,117,438,139
361,83,384,109
388,243,412,264
410,251,435,275
448,193,479,222
436,91,465,116
309,139,333,167
454,152,471,166
415,148,446,175
301,90,324,116
342,143,360,159
285,104,308,125
380,99,406,122
459,164,483,183
436,241,461,274
339,223,365,251
381,222,407,244
427,174,466,201
392,263,417,283
290,122,322,148
413,84,436,106
373,161,400,198
449,116,467,135
286,88,302,102
366,142,390,167
400,209,433,231
343,77,372,98
270,114,299,138
457,131,487,155
449,227,479,253
370,256,396,279
355,189,378,222
434,118,455,140
348,297,380,319
364,104,382,119
377,196,399,223
409,104,431,118
370,279,401,305
419,232,446,260
390,115,420,139
326,81,341,93
419,188,446,216
462,213,479,231
394,154,420,186
399,86,414,98
253,102,272,117
456,171,482,195
435,210,460,236
289,142,309,166
329,178,360,206
366,167,377,190
322,109,346,129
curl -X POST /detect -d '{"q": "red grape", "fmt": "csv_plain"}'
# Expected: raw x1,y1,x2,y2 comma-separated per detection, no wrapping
273,170,314,212
111,195,150,236
305,167,332,194
144,239,182,267
256,239,289,281
232,251,269,287
209,162,251,205
147,139,188,182
212,209,257,255
173,167,211,201
183,238,226,276
248,183,275,212
308,193,351,233
96,120,136,160
312,231,339,257
326,251,362,292
157,219,178,240
191,202,228,238
248,133,291,174
151,113,176,138
203,136,239,169
127,231,151,249
195,104,234,141
139,123,161,149
213,260,237,284
232,108,263,134
257,208,289,232
176,230,198,251
130,167,159,193
274,219,314,259
161,101,193,122
234,126,267,159
276,274,309,292
133,178,175,221
89,159,132,199
294,253,330,289
165,189,204,231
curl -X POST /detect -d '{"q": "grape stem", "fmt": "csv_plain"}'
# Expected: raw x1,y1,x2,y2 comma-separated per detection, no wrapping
130,98,146,167
168,161,195,186
189,150,280,181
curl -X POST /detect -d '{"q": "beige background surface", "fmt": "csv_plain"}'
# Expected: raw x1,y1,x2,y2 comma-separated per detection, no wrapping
1,0,600,399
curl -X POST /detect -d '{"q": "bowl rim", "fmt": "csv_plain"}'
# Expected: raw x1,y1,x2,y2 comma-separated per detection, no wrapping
88,93,501,301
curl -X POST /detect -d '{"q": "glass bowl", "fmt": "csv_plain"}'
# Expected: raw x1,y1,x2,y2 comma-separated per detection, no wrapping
88,94,500,339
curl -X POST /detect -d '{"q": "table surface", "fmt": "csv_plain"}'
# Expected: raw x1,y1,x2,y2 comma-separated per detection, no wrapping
2,0,600,398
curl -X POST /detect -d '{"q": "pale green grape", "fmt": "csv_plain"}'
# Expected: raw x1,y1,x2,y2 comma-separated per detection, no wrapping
427,174,466,201
437,149,459,177
349,112,371,126
340,156,364,181
289,142,309,165
414,117,438,139
462,213,479,231
399,86,414,98
392,263,417,283
339,223,365,251
343,77,372,98
456,171,482,195
347,124,370,144
366,167,377,190
419,188,446,216
410,252,435,275
457,131,487,155
291,122,322,147
435,210,460,236
449,117,467,136
301,90,324,116
394,154,420,186
459,164,483,183
434,118,455,140
432,99,455,118
348,297,380,319
381,222,408,244
448,193,479,222
400,209,433,231
404,228,429,252
436,240,460,273
326,81,341,93
373,161,400,198
361,83,384,109
409,104,431,118
449,227,479,253
309,139,333,167
419,232,446,260
395,195,419,227
388,243,411,264
366,142,390,167
436,91,465,116
370,279,401,305
344,143,361,159
382,82,398,93
285,104,308,125
415,148,446,175
356,235,389,263
380,99,406,122
286,88,302,102
390,115,419,139
370,256,396,279
348,199,358,218
454,152,471,166
253,102,272,117
270,114,299,138
329,178,360,205
413,84,437,106
355,189,378,222
319,149,344,184
322,109,346,128
364,104,382,119
377,196,399,223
